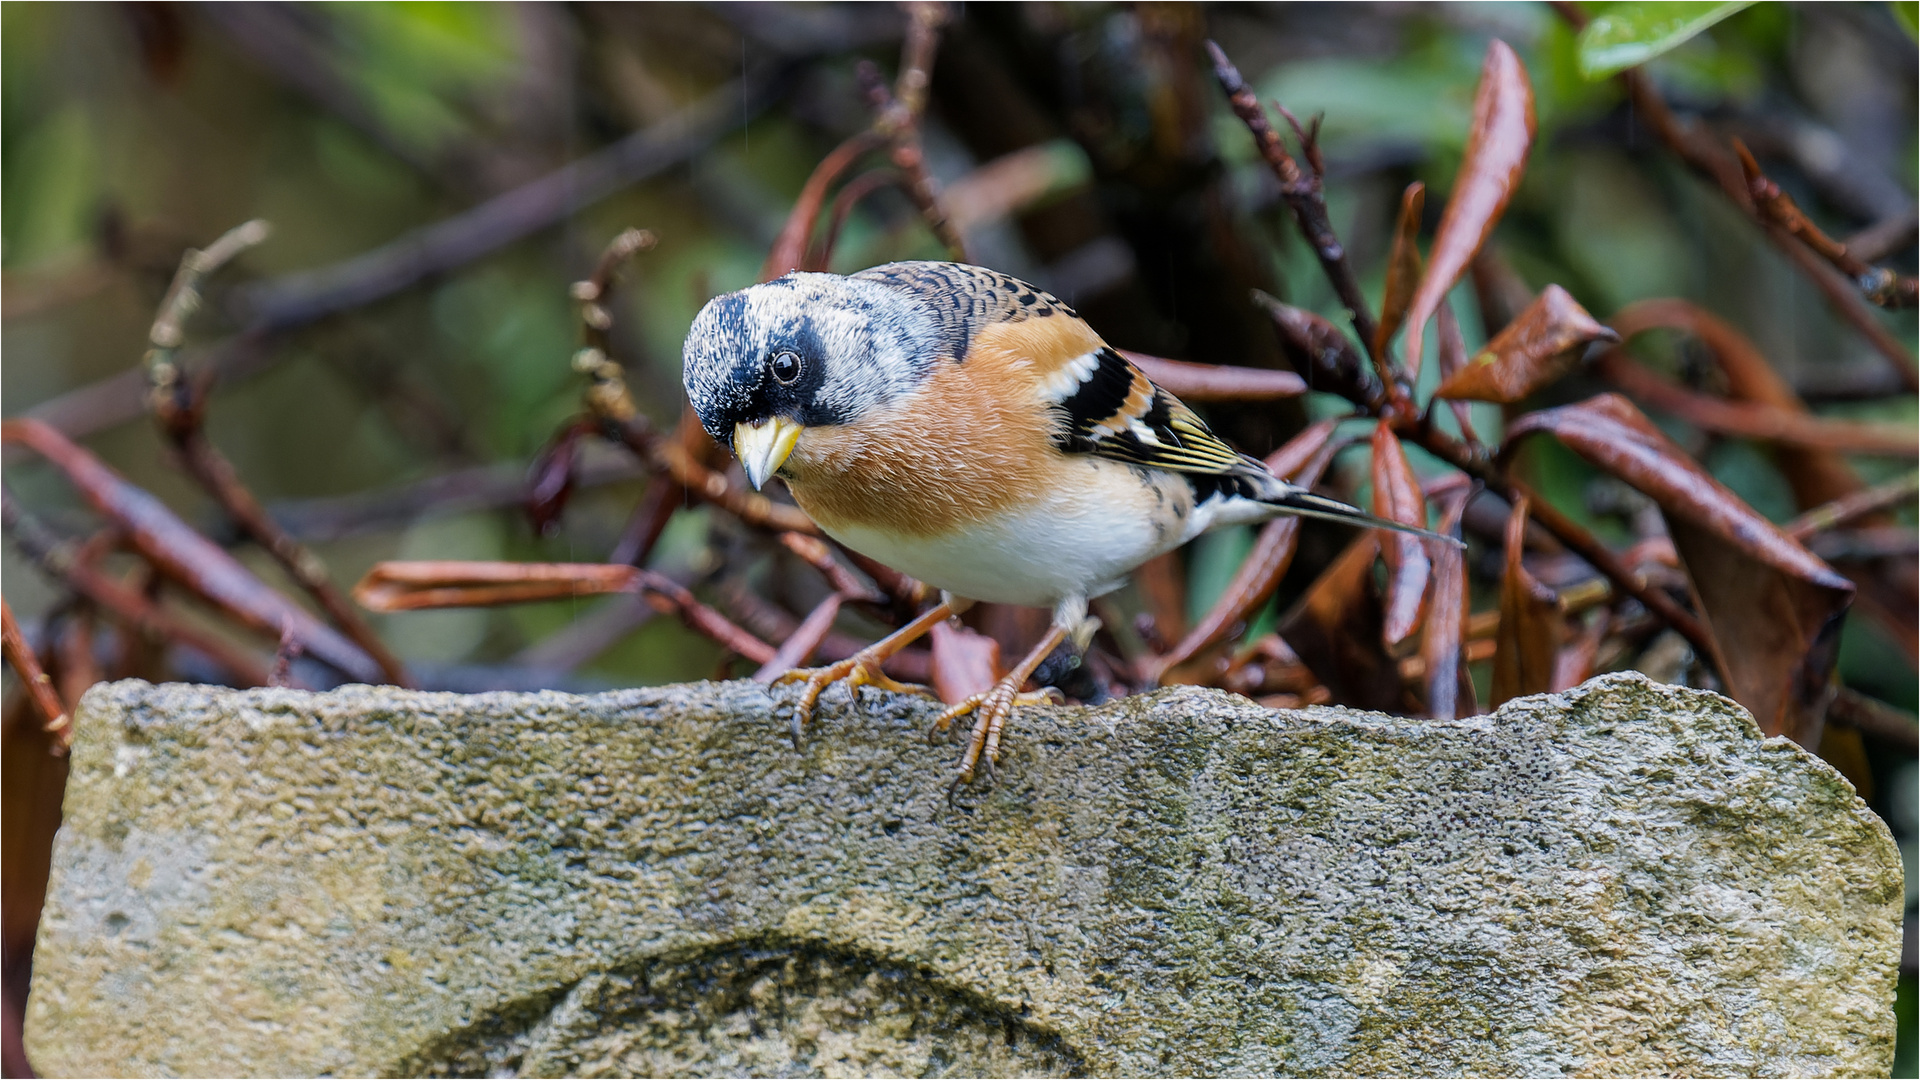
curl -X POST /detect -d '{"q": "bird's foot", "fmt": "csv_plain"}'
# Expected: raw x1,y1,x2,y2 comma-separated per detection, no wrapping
930,675,1065,789
773,650,934,743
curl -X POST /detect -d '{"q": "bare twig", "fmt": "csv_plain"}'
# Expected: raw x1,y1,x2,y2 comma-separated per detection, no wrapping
2,599,71,752
1826,687,1918,755
1732,140,1915,309
1845,209,1918,264
571,227,658,425
752,593,844,681
353,560,777,665
2,420,379,682
1786,472,1920,540
145,224,412,686
2,486,272,686
608,413,818,534
780,532,884,604
20,70,787,444
1118,350,1307,402
859,2,967,260
1207,41,1392,395
1594,351,1917,457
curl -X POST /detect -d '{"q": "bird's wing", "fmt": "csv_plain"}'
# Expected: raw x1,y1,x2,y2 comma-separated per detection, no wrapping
855,262,1262,477
1042,345,1252,476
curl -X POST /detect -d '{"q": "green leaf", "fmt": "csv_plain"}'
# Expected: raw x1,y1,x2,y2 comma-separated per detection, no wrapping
1893,2,1919,41
1576,1,1758,80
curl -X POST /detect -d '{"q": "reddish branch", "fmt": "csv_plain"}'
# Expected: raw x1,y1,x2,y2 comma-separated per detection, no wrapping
859,2,966,261
143,222,411,685
1786,472,1920,540
354,560,776,666
2,487,273,686
2,600,71,752
1594,351,1917,457
1731,141,1916,309
2,419,378,682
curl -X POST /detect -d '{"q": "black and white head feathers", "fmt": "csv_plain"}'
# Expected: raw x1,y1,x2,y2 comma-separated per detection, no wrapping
682,271,940,449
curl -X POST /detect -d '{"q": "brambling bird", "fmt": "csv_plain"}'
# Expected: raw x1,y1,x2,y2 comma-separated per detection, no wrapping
683,261,1452,786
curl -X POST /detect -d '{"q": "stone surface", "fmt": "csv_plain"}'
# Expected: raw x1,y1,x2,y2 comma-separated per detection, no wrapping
24,672,1903,1078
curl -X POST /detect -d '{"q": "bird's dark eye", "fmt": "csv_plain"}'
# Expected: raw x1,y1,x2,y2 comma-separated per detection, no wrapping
769,351,802,385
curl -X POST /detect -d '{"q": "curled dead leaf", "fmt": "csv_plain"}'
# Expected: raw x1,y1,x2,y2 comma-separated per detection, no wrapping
1374,181,1426,360
1434,285,1617,403
1371,422,1432,650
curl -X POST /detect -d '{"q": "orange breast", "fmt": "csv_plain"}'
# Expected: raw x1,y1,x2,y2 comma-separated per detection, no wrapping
784,315,1104,538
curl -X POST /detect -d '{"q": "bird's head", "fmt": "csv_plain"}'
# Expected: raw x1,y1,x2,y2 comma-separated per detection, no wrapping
682,272,938,489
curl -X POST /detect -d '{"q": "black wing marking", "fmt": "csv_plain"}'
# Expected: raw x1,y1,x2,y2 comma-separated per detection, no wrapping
1049,347,1252,476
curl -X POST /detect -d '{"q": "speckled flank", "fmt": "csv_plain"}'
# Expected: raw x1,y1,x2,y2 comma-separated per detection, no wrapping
26,673,1903,1078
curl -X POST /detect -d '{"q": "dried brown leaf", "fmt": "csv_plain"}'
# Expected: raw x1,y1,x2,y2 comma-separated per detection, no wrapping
930,619,1000,705
1504,394,1854,743
1402,40,1536,383
1491,496,1560,705
1433,302,1483,442
1420,487,1476,720
1254,292,1382,405
1374,181,1426,359
1371,423,1432,650
1277,533,1403,712
1434,285,1616,403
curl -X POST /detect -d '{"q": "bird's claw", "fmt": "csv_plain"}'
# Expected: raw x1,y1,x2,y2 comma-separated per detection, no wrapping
931,680,1063,787
773,652,935,740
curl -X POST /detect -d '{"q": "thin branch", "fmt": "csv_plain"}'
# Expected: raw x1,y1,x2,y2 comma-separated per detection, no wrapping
146,223,412,686
2,599,71,752
859,2,967,260
1594,351,1917,457
1844,209,1918,264
1826,687,1918,755
752,593,844,681
19,69,787,444
1207,41,1394,396
353,560,777,666
1732,140,1915,309
3,419,379,682
1786,472,1920,540
2,486,272,686
608,413,818,534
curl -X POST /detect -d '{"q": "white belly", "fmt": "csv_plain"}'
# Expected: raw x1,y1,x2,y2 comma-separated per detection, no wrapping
817,458,1199,608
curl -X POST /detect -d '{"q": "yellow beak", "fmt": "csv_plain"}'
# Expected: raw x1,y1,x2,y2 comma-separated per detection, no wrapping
733,417,803,491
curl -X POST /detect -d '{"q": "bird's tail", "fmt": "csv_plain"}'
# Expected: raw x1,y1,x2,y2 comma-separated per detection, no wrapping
1252,473,1466,549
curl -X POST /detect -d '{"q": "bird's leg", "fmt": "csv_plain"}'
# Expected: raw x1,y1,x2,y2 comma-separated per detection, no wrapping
935,598,1095,786
773,597,964,736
